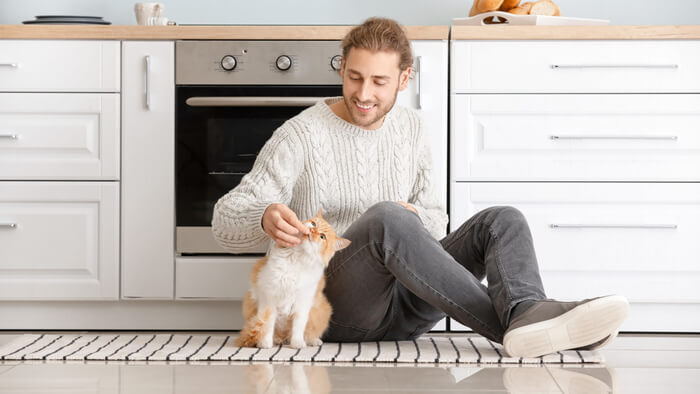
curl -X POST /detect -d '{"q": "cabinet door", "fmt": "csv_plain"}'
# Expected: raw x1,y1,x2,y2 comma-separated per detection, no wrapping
397,40,448,214
0,182,119,300
121,41,175,299
0,93,119,180
451,40,700,94
0,40,120,92
451,94,700,182
450,182,700,331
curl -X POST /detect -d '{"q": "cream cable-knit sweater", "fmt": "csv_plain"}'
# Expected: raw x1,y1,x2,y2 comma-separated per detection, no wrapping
212,97,448,252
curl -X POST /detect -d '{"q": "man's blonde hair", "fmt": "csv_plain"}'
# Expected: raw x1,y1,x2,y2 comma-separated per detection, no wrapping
342,17,413,71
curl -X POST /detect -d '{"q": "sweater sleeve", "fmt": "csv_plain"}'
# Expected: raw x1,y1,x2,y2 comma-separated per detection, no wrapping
211,125,302,252
407,117,449,240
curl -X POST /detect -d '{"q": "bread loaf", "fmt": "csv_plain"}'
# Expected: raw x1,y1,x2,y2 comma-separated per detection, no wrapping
529,0,560,16
499,0,521,11
506,1,532,14
469,0,506,17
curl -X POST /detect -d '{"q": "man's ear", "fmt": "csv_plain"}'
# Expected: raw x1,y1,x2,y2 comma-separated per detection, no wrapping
338,57,346,78
398,66,411,91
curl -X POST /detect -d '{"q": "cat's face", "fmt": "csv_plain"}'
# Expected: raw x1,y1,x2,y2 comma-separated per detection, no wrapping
301,209,351,265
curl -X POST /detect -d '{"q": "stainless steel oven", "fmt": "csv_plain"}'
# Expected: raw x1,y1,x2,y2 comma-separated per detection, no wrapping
175,40,342,254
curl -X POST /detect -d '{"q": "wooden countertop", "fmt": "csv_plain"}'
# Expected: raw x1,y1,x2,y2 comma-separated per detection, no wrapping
3,25,698,41
0,25,448,40
451,25,700,40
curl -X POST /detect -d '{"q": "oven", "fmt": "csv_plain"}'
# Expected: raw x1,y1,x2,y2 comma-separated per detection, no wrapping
175,40,343,254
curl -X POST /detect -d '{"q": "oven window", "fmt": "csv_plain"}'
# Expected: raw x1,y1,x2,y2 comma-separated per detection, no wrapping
176,85,342,227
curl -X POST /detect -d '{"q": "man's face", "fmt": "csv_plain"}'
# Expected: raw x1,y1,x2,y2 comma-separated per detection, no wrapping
339,47,411,130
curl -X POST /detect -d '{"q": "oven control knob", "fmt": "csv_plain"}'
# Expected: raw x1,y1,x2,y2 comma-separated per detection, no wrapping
331,55,343,71
276,55,292,71
221,55,237,71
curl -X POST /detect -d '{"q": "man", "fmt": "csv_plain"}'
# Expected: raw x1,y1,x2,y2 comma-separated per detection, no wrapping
212,17,629,357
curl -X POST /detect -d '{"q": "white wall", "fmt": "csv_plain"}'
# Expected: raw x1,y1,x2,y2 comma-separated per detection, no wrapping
1,0,699,25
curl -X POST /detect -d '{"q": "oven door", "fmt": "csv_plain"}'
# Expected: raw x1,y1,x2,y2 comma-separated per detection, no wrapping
176,85,341,254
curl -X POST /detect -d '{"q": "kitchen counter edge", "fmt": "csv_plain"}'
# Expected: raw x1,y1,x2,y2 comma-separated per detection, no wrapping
0,25,448,40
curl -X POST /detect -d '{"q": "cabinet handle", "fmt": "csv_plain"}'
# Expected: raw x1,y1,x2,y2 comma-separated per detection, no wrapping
0,223,17,229
0,63,19,68
0,133,19,139
550,223,677,229
185,96,324,107
550,135,678,141
550,64,679,70
416,56,423,109
145,55,151,110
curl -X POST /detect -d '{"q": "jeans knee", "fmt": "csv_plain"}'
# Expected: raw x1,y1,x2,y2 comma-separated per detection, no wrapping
482,206,528,228
364,201,418,234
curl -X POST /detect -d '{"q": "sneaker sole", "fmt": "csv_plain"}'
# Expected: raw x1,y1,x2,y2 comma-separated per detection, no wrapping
503,295,629,358
581,329,619,351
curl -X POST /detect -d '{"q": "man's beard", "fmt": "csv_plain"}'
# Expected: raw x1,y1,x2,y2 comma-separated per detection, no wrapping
342,87,399,129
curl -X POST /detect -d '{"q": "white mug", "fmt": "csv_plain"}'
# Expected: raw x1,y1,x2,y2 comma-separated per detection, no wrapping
134,2,164,26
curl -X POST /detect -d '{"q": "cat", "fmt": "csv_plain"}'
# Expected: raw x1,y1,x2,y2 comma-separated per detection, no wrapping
235,209,351,349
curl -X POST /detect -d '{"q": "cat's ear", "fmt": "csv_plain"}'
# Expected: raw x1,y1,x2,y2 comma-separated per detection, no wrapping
316,208,323,218
334,238,351,251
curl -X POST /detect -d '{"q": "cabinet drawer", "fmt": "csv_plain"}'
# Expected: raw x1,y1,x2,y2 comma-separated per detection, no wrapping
451,94,700,181
0,182,119,300
451,41,700,93
450,182,700,303
0,40,120,92
175,256,257,300
0,93,120,180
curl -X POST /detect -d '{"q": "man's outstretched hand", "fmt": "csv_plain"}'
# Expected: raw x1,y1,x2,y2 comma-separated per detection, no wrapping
261,203,310,248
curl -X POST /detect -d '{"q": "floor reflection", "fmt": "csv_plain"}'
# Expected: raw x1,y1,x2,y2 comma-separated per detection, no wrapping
239,362,615,394
0,361,619,394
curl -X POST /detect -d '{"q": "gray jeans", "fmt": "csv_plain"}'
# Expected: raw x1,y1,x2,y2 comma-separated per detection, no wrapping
322,202,546,344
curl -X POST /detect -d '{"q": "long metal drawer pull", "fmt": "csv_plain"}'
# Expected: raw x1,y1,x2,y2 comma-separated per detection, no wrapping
0,63,19,68
550,135,678,141
145,55,151,110
0,223,18,229
186,97,325,107
550,224,677,229
0,133,19,139
551,64,679,69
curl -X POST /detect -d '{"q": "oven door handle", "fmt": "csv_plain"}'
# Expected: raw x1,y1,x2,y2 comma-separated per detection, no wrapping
185,96,326,107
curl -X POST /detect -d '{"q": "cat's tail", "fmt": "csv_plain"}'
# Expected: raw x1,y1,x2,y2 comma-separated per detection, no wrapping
234,325,258,347
234,308,273,347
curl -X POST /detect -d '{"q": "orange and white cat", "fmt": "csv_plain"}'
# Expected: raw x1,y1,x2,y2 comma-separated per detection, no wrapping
235,209,351,349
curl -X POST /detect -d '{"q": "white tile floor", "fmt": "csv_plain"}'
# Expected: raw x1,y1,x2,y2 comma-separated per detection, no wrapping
0,333,698,393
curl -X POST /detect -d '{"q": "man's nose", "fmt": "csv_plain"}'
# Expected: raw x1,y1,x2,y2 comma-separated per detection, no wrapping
357,80,373,101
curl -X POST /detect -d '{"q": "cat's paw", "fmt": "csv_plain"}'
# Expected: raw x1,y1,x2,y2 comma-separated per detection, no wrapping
258,338,274,349
307,338,323,347
289,337,307,349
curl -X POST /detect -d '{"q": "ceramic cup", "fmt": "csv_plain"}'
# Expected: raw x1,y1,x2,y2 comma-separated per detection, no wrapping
134,2,164,25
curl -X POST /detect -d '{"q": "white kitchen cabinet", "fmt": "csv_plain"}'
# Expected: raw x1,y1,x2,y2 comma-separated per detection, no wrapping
0,182,119,300
0,40,120,92
0,93,120,180
451,94,700,181
175,256,257,300
449,39,700,332
396,40,449,331
451,182,700,303
397,40,449,216
451,41,700,93
0,40,121,302
121,41,175,299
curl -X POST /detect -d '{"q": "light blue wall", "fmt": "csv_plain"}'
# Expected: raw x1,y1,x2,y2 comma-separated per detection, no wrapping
1,0,699,26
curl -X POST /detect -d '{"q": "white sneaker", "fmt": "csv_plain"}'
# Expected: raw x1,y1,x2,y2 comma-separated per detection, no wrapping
503,295,629,358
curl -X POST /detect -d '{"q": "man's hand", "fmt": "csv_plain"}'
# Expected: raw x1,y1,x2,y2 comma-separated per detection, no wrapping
261,203,310,248
396,201,418,214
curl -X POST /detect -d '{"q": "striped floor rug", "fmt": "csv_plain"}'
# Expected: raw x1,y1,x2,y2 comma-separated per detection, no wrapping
0,334,603,364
